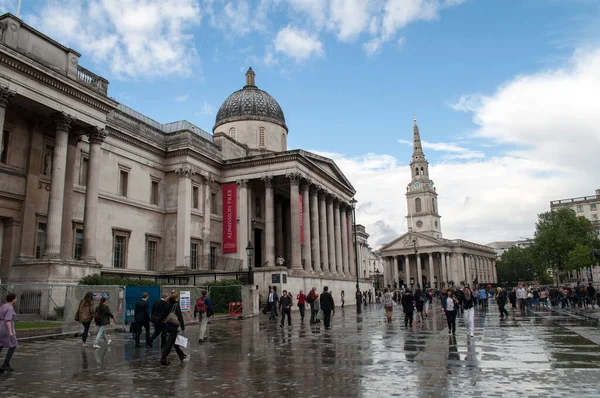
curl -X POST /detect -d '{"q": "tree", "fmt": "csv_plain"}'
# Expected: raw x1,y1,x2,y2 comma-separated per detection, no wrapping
533,208,599,283
566,243,594,279
497,246,537,283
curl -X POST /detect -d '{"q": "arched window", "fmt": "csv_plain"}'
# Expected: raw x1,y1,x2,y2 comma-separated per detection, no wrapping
420,167,424,175
229,127,236,140
259,127,265,148
281,133,286,151
415,198,422,213
415,168,419,175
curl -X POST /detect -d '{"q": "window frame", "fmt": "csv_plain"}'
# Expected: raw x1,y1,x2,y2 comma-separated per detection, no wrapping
190,239,201,270
211,190,218,215
591,203,597,211
415,198,422,213
35,218,47,259
112,228,131,269
72,222,84,260
145,234,160,271
192,185,200,210
150,176,160,205
118,165,131,197
576,204,583,213
258,126,265,148
79,152,89,186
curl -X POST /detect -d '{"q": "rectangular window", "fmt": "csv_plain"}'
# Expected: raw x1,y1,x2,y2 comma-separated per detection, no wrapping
1,131,9,164
192,186,199,209
210,246,217,270
79,156,88,186
112,231,129,268
35,222,46,259
146,240,157,270
119,169,129,197
211,192,218,215
150,180,159,205
591,204,597,211
190,242,199,270
73,228,83,260
576,205,583,213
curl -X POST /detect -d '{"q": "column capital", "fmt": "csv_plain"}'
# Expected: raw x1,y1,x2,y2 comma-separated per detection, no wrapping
261,175,273,188
175,164,195,179
201,173,214,185
0,86,16,108
286,172,302,186
333,200,340,209
54,112,76,132
309,185,319,196
301,179,311,193
236,178,249,188
318,188,328,200
87,127,107,145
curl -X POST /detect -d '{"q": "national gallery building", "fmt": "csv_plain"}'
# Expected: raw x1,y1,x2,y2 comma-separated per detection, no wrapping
0,14,373,296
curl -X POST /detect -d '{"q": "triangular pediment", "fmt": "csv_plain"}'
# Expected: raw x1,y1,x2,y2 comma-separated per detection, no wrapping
301,151,354,191
379,231,443,253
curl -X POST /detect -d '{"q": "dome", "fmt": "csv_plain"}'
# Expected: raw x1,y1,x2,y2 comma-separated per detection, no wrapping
213,68,288,132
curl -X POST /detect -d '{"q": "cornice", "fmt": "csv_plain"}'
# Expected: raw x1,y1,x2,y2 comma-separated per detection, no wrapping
106,126,166,157
0,46,118,113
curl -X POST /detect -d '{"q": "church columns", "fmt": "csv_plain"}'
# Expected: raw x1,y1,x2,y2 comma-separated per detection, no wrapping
428,252,434,288
416,253,423,289
347,209,355,276
301,182,311,271
441,252,447,285
82,127,107,261
326,195,336,274
237,179,250,269
275,198,283,260
309,186,321,273
340,203,349,276
393,256,399,288
45,112,74,258
287,173,302,270
318,190,328,273
405,255,411,289
263,176,275,267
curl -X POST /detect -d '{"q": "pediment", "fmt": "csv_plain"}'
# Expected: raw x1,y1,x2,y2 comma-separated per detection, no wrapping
301,151,354,191
379,231,443,253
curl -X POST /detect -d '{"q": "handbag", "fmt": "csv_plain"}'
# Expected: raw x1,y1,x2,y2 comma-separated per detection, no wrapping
175,334,188,348
317,309,324,321
164,304,180,327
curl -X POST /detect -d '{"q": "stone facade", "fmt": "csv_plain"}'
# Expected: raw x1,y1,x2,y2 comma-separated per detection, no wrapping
379,118,497,290
0,14,371,295
550,189,600,235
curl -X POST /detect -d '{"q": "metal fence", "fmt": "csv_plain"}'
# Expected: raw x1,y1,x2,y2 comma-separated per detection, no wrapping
184,255,244,271
0,284,71,322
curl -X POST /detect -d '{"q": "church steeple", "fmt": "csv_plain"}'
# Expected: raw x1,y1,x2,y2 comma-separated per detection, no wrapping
245,67,256,87
412,114,425,163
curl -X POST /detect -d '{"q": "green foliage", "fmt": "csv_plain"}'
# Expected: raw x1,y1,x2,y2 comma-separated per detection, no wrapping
79,274,160,287
497,246,538,283
206,280,242,313
566,243,594,272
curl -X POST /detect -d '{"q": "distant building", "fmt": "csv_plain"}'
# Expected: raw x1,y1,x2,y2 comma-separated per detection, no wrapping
486,239,534,258
550,189,600,235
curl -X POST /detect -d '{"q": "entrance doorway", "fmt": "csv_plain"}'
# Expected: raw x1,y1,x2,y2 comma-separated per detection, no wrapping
254,228,263,268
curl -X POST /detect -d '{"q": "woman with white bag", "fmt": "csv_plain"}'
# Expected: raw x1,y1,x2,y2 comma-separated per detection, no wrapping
160,293,187,366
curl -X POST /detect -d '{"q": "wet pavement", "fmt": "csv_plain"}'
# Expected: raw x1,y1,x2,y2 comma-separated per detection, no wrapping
3,302,600,397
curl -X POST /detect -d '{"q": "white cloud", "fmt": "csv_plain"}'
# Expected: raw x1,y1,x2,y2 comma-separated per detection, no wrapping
274,25,324,61
315,47,600,247
329,0,370,41
398,139,485,159
199,101,215,115
175,94,190,102
26,0,201,78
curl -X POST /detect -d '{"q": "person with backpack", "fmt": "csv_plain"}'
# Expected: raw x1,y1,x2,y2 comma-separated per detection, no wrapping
75,292,95,347
308,287,318,323
414,288,425,323
160,294,186,366
194,290,214,343
93,297,115,349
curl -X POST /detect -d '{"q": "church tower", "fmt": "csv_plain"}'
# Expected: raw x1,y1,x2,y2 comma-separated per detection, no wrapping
406,116,442,238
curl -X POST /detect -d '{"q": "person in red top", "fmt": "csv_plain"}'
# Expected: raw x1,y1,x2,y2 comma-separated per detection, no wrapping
297,290,307,322
308,287,318,324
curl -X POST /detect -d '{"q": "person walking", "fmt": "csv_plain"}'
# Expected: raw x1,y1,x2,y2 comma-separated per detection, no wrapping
297,290,307,322
279,290,292,329
160,294,186,366
442,289,458,335
516,285,527,312
150,294,168,347
134,292,151,348
341,290,345,308
93,297,115,349
462,287,475,338
381,288,394,323
320,286,335,329
496,287,509,319
308,287,318,323
478,287,488,310
414,288,425,323
75,292,95,347
587,283,596,309
195,290,214,343
0,293,18,372
268,287,279,320
368,289,373,304
401,288,415,328
355,288,362,314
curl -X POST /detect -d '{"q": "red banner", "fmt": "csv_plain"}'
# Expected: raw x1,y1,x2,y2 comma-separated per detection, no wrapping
299,194,304,244
222,184,237,253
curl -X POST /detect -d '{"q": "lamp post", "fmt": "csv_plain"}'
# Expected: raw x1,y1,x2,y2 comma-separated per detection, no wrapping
245,241,254,285
351,197,362,314
375,269,381,291
412,238,419,289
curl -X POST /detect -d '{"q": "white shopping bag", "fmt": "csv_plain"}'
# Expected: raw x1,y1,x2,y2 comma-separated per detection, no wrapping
175,334,188,348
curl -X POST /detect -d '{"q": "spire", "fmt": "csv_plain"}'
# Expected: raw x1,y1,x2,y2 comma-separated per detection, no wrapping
412,114,424,162
245,67,256,87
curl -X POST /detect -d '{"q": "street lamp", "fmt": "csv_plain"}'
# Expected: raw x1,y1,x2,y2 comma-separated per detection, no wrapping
245,241,254,285
375,269,380,291
351,197,361,314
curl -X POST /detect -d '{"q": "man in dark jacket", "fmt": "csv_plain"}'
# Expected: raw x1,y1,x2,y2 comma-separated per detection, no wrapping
134,292,151,347
149,294,168,347
401,289,415,328
160,294,186,366
320,286,335,329
279,290,292,328
355,288,362,314
267,287,279,320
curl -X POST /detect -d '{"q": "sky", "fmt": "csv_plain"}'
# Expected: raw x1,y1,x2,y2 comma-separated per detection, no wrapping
5,0,600,248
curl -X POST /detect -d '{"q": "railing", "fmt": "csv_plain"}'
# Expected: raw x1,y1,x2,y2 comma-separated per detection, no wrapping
185,255,244,272
76,65,108,95
551,195,600,205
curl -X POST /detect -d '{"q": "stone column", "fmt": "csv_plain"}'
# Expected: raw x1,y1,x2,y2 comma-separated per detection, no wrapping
463,254,470,287
333,200,343,275
175,165,194,268
428,252,434,288
82,127,107,261
318,190,328,273
275,198,283,260
237,179,250,269
340,203,349,276
347,209,355,276
309,186,320,273
493,259,498,283
405,255,411,288
262,176,275,267
60,136,80,258
287,173,302,270
416,253,423,289
44,112,75,258
0,87,15,160
393,256,399,288
301,182,311,271
202,175,213,260
441,252,447,285
326,195,336,274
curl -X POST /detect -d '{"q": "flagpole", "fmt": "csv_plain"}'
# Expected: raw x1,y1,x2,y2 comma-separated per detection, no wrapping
17,0,23,18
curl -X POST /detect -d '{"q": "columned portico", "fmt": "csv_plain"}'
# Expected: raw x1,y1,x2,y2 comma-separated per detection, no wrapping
334,200,343,275
301,182,311,271
82,127,107,261
263,176,275,267
326,195,336,274
318,190,328,273
310,187,320,273
346,209,354,276
340,203,349,275
428,252,434,288
175,165,195,268
405,255,411,288
287,173,302,270
44,112,75,258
